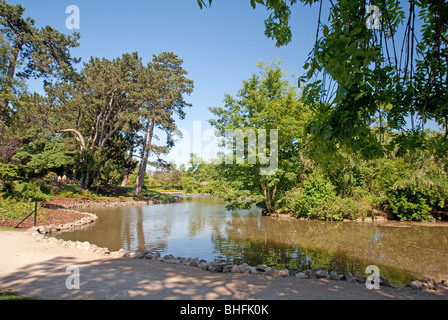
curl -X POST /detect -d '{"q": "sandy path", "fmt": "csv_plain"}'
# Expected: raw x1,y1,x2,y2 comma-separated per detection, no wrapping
0,231,446,301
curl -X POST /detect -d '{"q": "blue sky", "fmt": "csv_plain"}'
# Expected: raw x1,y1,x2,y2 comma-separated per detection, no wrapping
9,0,322,166
9,1,439,167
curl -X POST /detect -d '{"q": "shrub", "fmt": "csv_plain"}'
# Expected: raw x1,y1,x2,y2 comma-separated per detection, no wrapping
386,171,447,221
286,171,337,220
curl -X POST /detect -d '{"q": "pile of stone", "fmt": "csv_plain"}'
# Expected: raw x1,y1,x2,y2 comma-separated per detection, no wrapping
127,249,448,291
30,213,98,234
26,211,121,257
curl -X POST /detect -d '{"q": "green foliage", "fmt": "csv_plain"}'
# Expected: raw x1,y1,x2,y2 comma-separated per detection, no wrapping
209,60,309,213
127,170,157,189
181,176,197,194
286,171,337,220
0,197,36,220
363,155,448,221
0,163,21,181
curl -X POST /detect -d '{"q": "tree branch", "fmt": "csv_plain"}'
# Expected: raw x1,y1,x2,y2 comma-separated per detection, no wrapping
56,129,86,151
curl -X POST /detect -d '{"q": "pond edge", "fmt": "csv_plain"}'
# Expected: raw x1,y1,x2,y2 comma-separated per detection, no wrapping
25,198,448,293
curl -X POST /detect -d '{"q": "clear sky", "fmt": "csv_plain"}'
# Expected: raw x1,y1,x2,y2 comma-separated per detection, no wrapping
8,0,323,166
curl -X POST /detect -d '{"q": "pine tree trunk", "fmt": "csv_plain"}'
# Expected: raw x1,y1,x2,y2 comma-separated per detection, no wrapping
134,119,154,195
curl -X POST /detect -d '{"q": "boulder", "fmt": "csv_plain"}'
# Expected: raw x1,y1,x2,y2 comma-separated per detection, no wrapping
208,262,224,273
248,266,258,274
198,260,209,270
379,276,392,287
295,272,308,279
329,271,340,281
315,270,329,279
163,254,175,260
267,268,289,277
255,264,269,272
306,269,318,279
426,278,437,291
356,275,367,283
224,265,234,273
186,258,199,267
144,252,155,260
344,271,356,283
239,263,250,273
231,265,242,273
408,280,423,290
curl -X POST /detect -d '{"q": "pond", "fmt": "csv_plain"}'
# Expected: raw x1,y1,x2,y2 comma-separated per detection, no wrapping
56,195,448,286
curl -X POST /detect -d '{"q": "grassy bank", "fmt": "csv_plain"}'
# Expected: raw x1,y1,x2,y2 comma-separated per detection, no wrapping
0,183,179,229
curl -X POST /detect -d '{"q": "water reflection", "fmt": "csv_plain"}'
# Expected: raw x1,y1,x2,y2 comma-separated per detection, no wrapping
57,195,448,285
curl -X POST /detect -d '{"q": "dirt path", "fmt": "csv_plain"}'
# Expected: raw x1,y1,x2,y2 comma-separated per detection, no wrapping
0,231,446,301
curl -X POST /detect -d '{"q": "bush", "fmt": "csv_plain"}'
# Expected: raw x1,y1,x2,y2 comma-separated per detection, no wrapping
286,171,338,220
386,172,447,221
365,158,448,221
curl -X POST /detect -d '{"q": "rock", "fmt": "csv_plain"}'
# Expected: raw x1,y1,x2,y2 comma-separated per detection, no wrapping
295,272,308,279
426,278,437,291
33,233,44,242
186,258,198,267
198,260,209,270
255,264,269,272
409,280,423,290
88,244,98,252
267,268,289,277
356,276,367,283
224,265,234,273
144,252,155,260
442,279,448,287
315,270,329,279
38,226,49,234
248,266,258,274
379,276,392,287
99,248,110,256
208,262,224,273
344,271,356,283
115,248,127,257
166,258,180,264
81,241,91,250
163,254,175,260
239,263,250,273
230,265,242,273
306,269,318,279
329,271,340,281
129,251,145,259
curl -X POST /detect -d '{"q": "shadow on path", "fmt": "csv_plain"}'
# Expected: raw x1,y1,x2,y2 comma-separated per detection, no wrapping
1,254,446,300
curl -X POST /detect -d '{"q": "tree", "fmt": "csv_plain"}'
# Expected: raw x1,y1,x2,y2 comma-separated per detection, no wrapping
200,0,448,145
209,61,309,214
56,52,143,188
134,52,193,195
0,1,80,142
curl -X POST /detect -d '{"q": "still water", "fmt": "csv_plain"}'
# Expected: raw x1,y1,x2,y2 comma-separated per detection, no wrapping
56,195,448,285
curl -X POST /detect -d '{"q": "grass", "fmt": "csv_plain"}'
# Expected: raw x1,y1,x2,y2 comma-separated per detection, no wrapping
0,226,21,231
0,290,37,300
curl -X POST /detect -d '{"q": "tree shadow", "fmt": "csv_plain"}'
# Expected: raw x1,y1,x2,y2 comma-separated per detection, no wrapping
2,254,447,300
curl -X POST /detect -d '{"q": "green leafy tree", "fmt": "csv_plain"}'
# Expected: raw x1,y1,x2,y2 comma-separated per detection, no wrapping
56,52,143,188
0,1,80,142
134,52,193,195
209,61,309,213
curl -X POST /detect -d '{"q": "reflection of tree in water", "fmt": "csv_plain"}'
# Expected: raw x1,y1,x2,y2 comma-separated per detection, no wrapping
209,214,424,285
